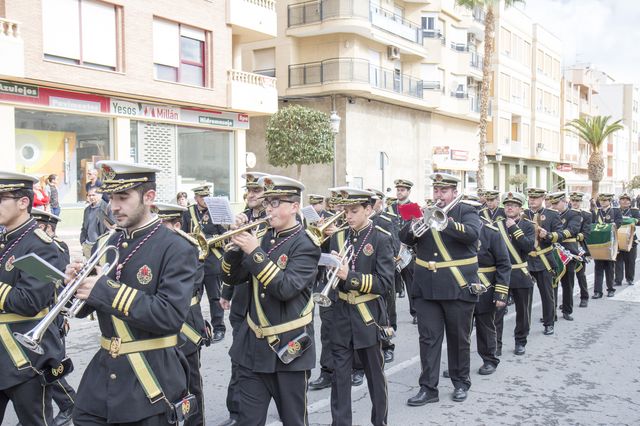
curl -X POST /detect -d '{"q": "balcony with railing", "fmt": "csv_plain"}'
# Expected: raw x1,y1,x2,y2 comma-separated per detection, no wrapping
288,58,424,99
227,0,276,40
0,18,24,77
470,52,483,70
287,0,423,46
227,69,277,115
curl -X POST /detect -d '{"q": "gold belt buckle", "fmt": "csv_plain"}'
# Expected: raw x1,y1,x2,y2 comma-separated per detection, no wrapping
109,337,122,358
427,261,437,271
347,292,357,304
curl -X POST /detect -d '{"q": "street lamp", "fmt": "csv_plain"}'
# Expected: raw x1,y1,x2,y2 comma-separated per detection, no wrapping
329,110,341,186
495,148,502,190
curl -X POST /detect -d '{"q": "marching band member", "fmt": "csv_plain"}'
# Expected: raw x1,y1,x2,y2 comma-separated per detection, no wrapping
570,192,592,307
614,193,639,287
591,193,622,298
479,190,503,223
388,179,415,318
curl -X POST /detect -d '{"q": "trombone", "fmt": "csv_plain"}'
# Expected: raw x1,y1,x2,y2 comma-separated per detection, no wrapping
312,244,354,307
307,211,345,246
411,194,464,237
194,216,272,259
13,239,120,354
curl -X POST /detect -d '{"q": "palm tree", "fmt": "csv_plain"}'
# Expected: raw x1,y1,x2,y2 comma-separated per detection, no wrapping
456,0,524,190
565,115,624,199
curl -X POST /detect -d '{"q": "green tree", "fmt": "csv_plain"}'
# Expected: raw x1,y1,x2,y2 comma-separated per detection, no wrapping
565,115,624,199
265,105,334,179
626,175,640,191
456,0,524,190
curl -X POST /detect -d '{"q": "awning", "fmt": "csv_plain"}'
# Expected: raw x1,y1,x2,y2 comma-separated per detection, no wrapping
552,169,588,184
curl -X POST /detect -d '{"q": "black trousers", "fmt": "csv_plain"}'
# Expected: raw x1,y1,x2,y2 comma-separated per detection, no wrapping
236,366,309,426
73,408,168,425
399,264,416,317
0,376,53,426
594,260,615,294
203,273,226,332
494,305,507,352
184,350,204,426
560,260,576,314
318,304,334,374
474,311,499,367
531,270,555,326
382,284,396,352
575,262,589,300
226,362,241,420
498,287,533,347
51,377,76,411
615,244,637,284
331,342,387,426
415,298,475,394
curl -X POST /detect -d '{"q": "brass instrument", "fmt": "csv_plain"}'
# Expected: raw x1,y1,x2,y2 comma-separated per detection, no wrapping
312,244,354,307
307,211,345,246
411,194,464,237
195,216,272,258
13,240,120,354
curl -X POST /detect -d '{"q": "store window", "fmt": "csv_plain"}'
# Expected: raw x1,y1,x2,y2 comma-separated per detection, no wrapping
15,109,111,205
42,0,120,71
153,18,207,87
177,126,233,198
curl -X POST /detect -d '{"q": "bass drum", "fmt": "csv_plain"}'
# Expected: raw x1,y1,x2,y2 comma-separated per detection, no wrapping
586,223,618,261
617,217,636,252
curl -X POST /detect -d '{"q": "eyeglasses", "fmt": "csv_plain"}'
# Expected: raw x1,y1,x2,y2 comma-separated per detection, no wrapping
0,196,20,203
261,199,294,208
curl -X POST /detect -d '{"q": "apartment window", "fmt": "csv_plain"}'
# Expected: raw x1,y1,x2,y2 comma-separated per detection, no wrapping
522,123,530,148
552,59,560,80
500,118,510,142
500,73,510,101
153,18,207,87
501,28,511,56
42,0,119,71
421,14,439,37
536,88,543,110
544,53,552,76
253,48,276,77
524,41,531,67
523,82,531,106
536,49,544,72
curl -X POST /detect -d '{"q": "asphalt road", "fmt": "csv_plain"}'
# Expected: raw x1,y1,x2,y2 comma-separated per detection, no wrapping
4,259,640,425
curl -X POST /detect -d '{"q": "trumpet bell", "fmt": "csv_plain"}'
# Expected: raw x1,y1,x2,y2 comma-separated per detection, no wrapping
12,331,44,355
312,293,332,308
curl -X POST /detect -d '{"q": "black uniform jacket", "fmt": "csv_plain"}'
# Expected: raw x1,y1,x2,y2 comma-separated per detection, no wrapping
559,208,583,255
178,235,206,357
577,210,592,255
592,206,623,228
399,201,480,302
476,219,511,314
372,210,400,254
0,218,65,390
524,208,563,272
494,217,535,289
387,200,411,232
182,203,226,275
480,206,505,223
329,223,395,349
75,217,196,423
223,223,321,373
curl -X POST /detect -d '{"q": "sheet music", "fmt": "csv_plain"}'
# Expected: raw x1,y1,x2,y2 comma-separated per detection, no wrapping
204,196,235,225
318,253,341,268
301,205,322,224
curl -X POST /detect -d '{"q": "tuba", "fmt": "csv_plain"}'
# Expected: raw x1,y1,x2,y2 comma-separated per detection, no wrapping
306,211,345,246
411,194,464,237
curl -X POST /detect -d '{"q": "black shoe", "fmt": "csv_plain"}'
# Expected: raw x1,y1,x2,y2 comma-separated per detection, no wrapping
452,388,467,402
412,316,418,325
213,330,225,343
217,418,238,426
539,317,544,323
544,325,554,335
495,347,502,357
628,280,635,286
407,388,439,406
398,289,406,298
384,349,394,364
562,313,574,321
614,282,622,286
592,293,603,299
579,299,588,308
351,370,364,387
53,407,74,426
478,363,496,375
514,344,526,356
607,290,616,297
309,372,332,390
442,369,450,378
558,304,563,310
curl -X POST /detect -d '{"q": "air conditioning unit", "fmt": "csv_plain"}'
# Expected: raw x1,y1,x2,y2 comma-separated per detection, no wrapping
387,46,401,60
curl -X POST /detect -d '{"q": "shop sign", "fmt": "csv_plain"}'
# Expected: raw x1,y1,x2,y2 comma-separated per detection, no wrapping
557,163,573,172
50,96,102,112
198,116,233,127
0,81,38,97
451,150,469,161
181,109,250,130
433,146,450,155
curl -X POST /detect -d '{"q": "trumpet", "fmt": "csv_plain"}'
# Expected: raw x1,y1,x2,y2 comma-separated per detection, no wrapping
307,211,345,246
312,244,354,307
411,194,464,237
13,241,120,354
195,216,272,258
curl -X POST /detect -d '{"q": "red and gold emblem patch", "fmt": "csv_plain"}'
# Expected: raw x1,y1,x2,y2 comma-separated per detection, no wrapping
277,254,288,269
363,243,374,256
434,174,443,182
287,340,301,355
5,255,15,272
182,399,191,415
263,178,275,191
540,215,546,222
136,265,153,285
102,165,116,181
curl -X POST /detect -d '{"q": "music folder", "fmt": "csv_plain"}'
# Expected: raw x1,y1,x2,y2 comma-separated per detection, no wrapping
12,253,66,286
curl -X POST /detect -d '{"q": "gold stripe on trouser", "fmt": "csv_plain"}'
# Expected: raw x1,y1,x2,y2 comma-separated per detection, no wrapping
0,324,30,368
111,316,165,402
180,323,203,345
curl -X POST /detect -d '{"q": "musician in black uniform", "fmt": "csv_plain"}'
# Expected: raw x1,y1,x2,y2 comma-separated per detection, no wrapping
569,192,592,307
402,173,480,404
220,172,268,425
67,161,197,425
479,190,503,223
327,188,394,426
156,202,208,426
0,172,66,426
592,193,623,298
182,184,227,343
615,193,639,286
550,192,583,321
31,208,77,426
494,192,536,355
221,175,321,425
525,188,563,335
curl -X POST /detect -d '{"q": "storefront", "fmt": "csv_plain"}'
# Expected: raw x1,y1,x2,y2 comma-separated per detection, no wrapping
0,80,248,210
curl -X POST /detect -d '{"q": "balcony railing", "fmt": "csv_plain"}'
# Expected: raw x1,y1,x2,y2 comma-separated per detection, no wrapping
288,58,423,99
450,42,469,52
423,81,442,91
1,18,20,37
287,0,422,44
470,52,483,69
450,90,469,99
253,68,276,77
